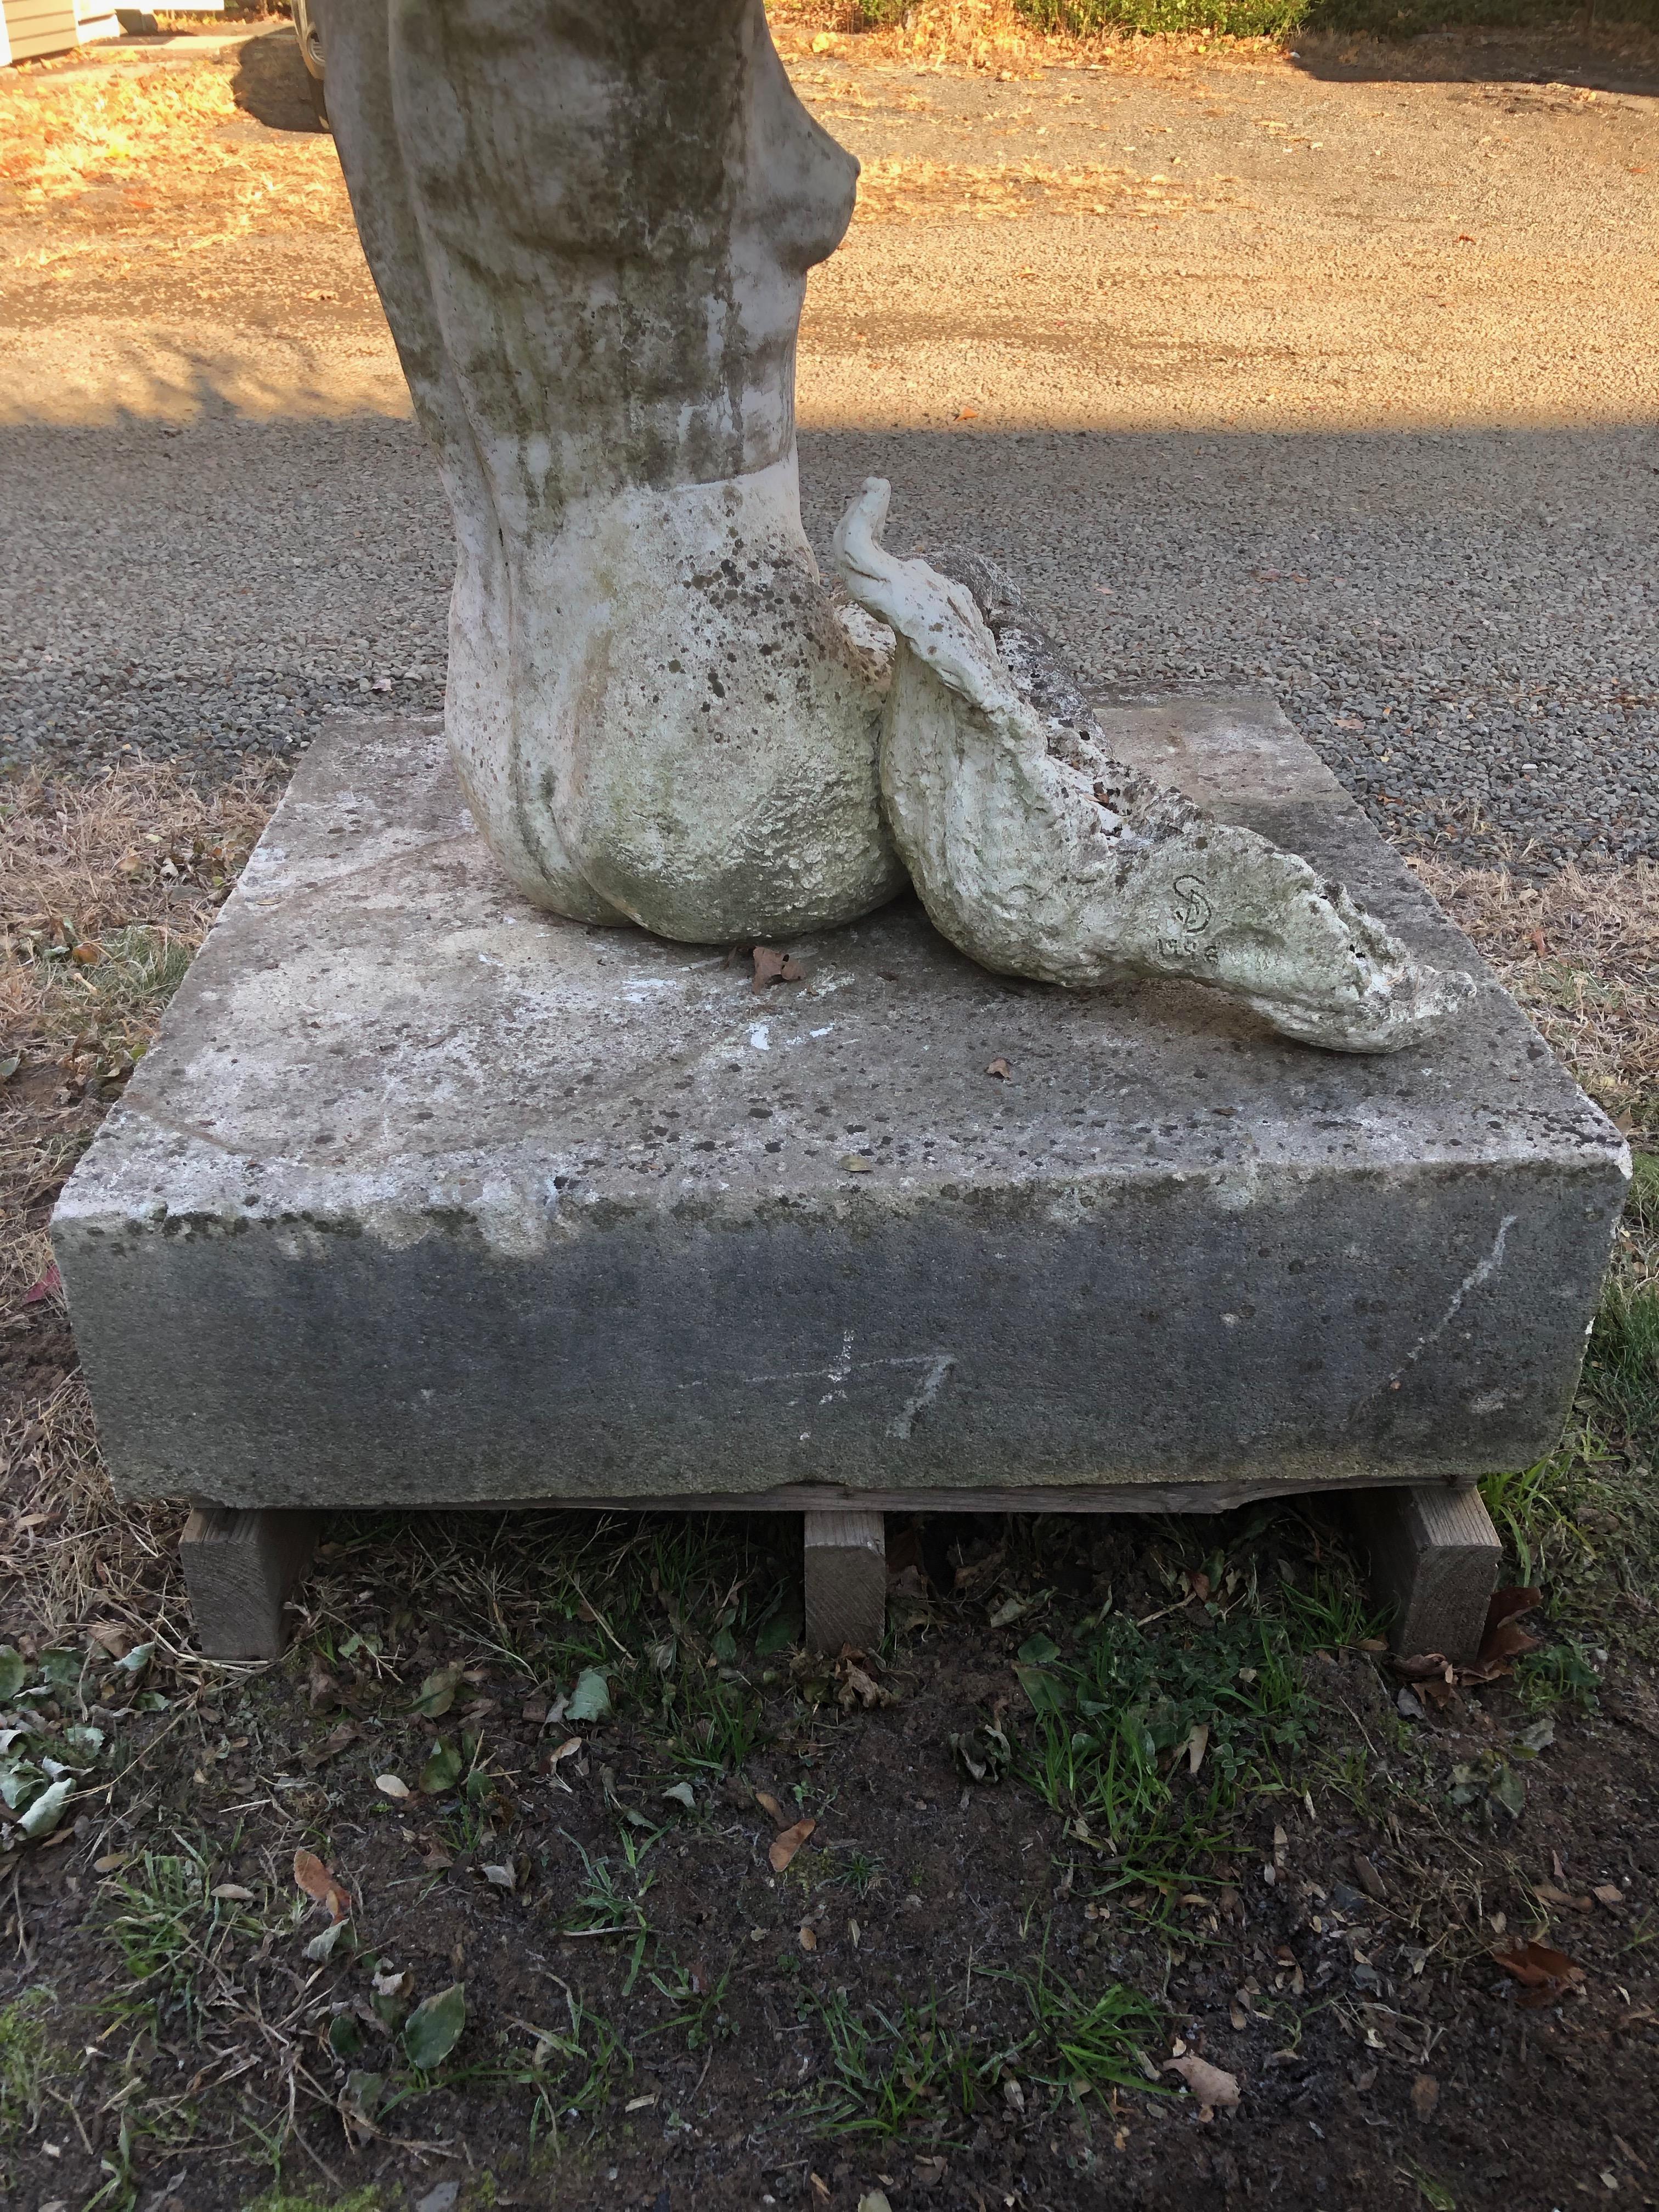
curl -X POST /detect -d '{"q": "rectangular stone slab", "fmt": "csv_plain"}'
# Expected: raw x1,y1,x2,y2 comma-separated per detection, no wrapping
52,704,1629,1510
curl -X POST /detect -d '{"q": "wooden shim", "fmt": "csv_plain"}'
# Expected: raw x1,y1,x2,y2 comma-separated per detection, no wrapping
179,1505,320,1661
804,1509,887,1656
411,1470,1434,1519
1348,1484,1501,1666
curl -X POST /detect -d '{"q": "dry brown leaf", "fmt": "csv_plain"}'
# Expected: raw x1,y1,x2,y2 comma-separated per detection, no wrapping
87,1622,133,1660
1412,2074,1440,2121
1164,2052,1240,2111
986,1056,1012,1079
754,1790,787,1826
751,946,805,992
1593,1884,1626,1910
1492,1938,1585,2007
1536,1881,1592,1911
769,1818,816,1872
799,1923,817,1951
293,1848,351,1922
1353,1853,1389,1904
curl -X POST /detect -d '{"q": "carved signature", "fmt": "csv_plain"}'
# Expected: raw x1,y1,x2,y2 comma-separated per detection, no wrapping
1171,874,1213,934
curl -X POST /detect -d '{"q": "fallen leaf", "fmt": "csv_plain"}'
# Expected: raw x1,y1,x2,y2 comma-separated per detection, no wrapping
211,1882,255,1901
1535,1881,1592,1911
545,1736,583,1771
839,1153,875,1173
625,2092,657,2113
1593,1884,1626,1910
305,1918,349,1962
957,407,979,420
1412,2073,1440,2120
770,1818,816,1872
340,2068,384,2136
752,946,805,992
1479,1587,1543,1657
754,1790,788,1826
799,1923,817,1951
1186,1722,1210,1777
986,1056,1012,1079
301,1721,361,1771
22,1265,60,1307
1164,2051,1241,2111
87,1623,134,1661
18,1779,73,1841
838,1663,886,1711
375,1774,411,1801
1528,926,1547,958
1353,1852,1389,1904
662,1780,696,1811
293,1848,351,1922
404,1982,467,2070
481,1861,515,1889
1492,1938,1585,2007
413,1666,461,1719
810,2177,831,2203
567,1667,611,1723
856,2193,893,2212
420,1741,463,1795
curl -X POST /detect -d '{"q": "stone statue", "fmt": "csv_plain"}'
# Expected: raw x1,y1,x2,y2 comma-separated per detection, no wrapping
317,0,1472,1053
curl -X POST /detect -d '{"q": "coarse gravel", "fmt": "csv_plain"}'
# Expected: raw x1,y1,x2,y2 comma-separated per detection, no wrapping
4,413,1653,876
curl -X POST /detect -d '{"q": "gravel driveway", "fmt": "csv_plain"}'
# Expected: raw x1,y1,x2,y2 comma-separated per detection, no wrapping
2,21,1655,871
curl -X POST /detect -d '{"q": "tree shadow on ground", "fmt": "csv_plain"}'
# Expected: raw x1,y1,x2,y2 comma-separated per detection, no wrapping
1289,13,1659,89
229,24,323,134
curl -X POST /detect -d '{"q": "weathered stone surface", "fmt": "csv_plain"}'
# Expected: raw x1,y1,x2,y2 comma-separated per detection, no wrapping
317,0,904,941
834,479,1472,1054
53,708,1627,1511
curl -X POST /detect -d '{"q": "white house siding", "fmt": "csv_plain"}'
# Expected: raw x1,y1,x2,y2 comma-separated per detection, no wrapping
2,0,82,63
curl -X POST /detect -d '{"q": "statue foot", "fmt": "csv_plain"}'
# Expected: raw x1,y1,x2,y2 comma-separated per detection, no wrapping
832,477,1475,1056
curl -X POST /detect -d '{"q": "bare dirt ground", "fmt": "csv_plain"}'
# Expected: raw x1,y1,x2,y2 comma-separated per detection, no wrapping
1,17,1657,2212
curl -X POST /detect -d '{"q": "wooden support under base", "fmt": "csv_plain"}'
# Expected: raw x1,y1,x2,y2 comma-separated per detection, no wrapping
804,1509,887,1656
179,1505,321,1660
1348,1484,1500,1666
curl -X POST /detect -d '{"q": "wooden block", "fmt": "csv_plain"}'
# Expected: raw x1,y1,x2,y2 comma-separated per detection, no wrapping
804,1509,887,1656
179,1505,320,1660
1349,1484,1501,1666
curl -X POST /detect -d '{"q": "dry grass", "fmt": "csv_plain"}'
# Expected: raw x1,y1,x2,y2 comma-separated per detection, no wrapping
770,0,1278,71
1,765,276,1644
1410,855,1659,1147
1,763,275,1290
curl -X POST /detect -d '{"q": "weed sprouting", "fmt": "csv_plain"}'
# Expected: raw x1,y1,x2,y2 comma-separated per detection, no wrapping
647,1955,737,2051
560,1827,658,1995
1005,1953,1165,2099
0,1986,65,2142
101,1844,261,2041
1013,1592,1340,1866
1516,1637,1604,1714
805,1988,980,2143
505,1980,632,2142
